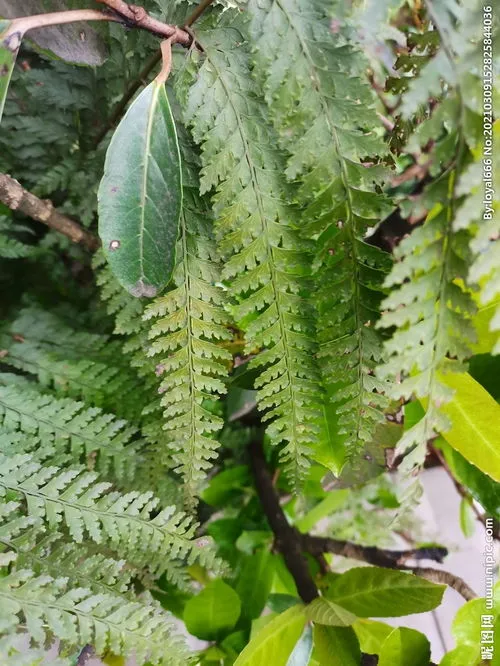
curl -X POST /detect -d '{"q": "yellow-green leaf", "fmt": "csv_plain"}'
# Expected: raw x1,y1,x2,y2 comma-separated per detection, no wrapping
305,598,357,626
98,80,182,298
439,372,500,482
234,605,306,666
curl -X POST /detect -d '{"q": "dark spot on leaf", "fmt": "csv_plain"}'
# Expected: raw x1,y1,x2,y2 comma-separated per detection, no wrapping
109,240,120,251
111,186,118,193
0,65,8,77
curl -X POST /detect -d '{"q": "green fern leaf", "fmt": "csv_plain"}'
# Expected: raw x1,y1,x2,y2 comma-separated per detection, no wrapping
0,566,189,665
0,378,141,485
0,453,223,582
177,12,326,486
247,0,393,459
143,132,232,502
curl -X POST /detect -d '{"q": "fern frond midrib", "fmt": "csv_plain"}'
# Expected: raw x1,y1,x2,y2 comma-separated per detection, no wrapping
0,394,127,455
0,583,170,646
179,211,212,491
0,480,192,549
206,50,306,481
274,0,369,444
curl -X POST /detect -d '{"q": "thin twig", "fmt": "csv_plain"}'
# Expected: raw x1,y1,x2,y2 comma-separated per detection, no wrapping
410,567,478,601
303,535,448,568
4,9,118,38
156,38,174,85
96,0,191,45
91,0,214,147
0,173,99,251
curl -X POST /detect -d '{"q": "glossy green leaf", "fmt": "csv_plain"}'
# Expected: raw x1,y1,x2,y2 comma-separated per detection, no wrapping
234,605,306,666
436,440,500,518
98,80,182,298
0,0,107,65
313,625,361,666
438,372,500,482
378,627,431,666
326,567,445,617
0,19,20,124
305,598,357,626
183,579,241,640
236,550,275,622
202,465,251,507
353,619,394,654
439,645,480,666
287,625,313,666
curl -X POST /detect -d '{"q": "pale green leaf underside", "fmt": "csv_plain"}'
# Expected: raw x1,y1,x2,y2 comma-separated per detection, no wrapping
99,81,182,298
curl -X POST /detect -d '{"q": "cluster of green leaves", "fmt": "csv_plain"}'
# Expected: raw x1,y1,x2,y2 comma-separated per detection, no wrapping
0,0,499,664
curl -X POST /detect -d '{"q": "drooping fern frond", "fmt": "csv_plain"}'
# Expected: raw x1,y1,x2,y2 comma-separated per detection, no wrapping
143,127,232,503
0,500,135,597
0,307,145,420
178,12,325,486
375,0,482,469
248,0,394,460
0,377,141,485
0,502,190,664
0,566,189,666
0,452,223,582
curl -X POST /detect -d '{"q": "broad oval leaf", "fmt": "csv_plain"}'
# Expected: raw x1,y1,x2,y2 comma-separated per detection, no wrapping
183,579,241,640
234,605,306,666
0,19,20,124
353,619,393,654
313,625,361,666
236,549,275,622
378,627,430,666
98,81,182,298
325,567,445,617
438,371,500,482
305,598,357,626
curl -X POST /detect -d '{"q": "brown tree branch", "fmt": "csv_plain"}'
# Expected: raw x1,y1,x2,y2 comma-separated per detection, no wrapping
249,438,318,603
302,535,448,568
303,535,477,601
249,437,478,610
0,173,99,251
409,568,478,602
95,0,191,45
5,9,119,37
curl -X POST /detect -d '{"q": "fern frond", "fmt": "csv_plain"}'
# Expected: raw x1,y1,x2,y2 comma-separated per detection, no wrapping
0,453,223,582
248,0,393,458
179,12,325,486
0,634,71,666
376,0,481,469
0,217,34,259
0,379,141,485
143,133,232,503
0,308,145,420
0,566,189,665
